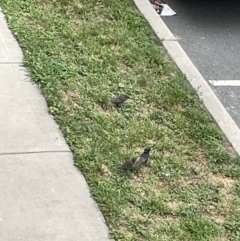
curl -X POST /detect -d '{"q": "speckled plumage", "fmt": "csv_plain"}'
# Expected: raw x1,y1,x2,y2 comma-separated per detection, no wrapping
119,147,151,170
110,94,130,107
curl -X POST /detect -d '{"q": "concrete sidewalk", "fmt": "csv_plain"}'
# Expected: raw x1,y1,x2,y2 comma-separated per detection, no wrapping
0,10,112,241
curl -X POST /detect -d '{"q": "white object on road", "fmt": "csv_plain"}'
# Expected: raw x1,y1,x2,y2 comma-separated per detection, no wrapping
160,4,176,16
209,80,240,86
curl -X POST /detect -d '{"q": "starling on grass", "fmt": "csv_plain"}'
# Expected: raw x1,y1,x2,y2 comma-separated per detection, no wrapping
119,158,136,170
136,146,151,165
119,147,151,170
110,94,130,107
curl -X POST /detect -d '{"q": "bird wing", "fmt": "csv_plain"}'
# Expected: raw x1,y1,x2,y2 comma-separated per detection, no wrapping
120,159,133,169
132,156,142,166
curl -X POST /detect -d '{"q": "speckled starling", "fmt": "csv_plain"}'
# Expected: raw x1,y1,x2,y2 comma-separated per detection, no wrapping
110,94,130,107
119,147,151,170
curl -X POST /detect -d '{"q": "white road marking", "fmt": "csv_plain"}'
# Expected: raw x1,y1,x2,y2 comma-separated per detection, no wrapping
209,80,240,86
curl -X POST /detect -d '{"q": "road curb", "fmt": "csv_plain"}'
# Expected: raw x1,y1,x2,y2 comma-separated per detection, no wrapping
134,0,175,41
134,0,240,155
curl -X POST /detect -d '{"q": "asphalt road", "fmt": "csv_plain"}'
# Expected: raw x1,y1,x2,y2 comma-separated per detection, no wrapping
161,0,240,128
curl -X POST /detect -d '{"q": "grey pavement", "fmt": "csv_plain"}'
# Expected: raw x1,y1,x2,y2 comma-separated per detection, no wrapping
161,0,240,129
0,10,112,241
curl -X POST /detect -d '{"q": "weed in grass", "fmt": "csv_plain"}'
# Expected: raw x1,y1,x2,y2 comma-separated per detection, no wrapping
181,215,223,241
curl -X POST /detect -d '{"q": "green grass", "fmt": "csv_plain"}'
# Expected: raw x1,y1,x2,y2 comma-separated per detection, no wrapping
1,0,240,240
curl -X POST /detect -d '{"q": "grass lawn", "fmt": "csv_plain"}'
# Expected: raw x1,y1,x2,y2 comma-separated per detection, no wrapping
1,0,240,240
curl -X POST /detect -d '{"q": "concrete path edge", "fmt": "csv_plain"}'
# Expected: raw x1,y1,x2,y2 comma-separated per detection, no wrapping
0,8,113,241
134,0,240,155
